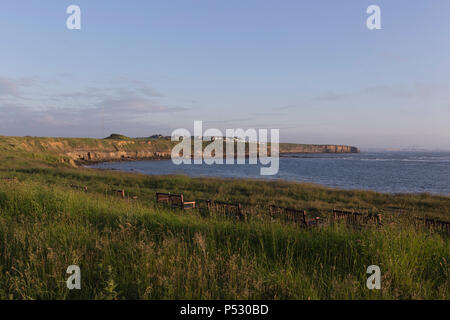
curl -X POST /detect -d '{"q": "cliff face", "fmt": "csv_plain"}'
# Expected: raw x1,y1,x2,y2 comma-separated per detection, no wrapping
66,143,359,162
65,150,171,162
0,136,359,165
46,139,173,163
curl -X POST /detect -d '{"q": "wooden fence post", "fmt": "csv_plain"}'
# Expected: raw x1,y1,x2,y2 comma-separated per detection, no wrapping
238,204,243,220
377,214,382,226
302,210,307,226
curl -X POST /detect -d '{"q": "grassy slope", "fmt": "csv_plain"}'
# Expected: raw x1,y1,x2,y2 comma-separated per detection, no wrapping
0,135,175,157
0,137,448,299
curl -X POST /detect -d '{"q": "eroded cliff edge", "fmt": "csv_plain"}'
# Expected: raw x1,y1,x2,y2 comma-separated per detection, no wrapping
0,136,359,165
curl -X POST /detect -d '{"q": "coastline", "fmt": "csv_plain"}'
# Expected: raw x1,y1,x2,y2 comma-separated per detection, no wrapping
84,155,450,196
1,143,448,300
76,150,361,165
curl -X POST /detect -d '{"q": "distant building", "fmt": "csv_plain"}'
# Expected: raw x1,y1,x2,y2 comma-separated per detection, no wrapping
207,136,245,142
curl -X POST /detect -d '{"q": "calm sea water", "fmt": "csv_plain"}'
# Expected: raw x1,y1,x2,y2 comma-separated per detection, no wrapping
88,152,450,195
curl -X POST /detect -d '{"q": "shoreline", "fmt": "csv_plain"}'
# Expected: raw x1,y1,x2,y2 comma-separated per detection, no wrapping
84,159,450,197
76,151,362,165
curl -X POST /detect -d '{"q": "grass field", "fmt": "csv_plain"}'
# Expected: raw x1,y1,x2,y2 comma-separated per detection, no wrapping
0,140,448,300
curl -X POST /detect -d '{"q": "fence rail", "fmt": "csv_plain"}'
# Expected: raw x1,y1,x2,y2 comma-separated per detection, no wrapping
415,217,450,234
333,209,382,226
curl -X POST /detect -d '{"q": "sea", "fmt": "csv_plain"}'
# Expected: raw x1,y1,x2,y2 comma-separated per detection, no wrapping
88,151,450,195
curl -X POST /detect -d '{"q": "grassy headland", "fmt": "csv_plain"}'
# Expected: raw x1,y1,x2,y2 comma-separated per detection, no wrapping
0,135,448,299
0,135,359,165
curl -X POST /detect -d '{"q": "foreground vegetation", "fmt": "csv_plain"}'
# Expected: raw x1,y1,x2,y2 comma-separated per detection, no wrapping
0,139,448,299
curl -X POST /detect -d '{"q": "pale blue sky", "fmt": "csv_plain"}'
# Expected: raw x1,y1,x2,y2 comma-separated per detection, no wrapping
0,1,449,149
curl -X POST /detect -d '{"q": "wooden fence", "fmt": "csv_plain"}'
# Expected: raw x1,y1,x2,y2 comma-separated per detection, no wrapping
269,205,320,226
206,200,245,220
333,209,382,226
73,186,449,235
415,217,450,234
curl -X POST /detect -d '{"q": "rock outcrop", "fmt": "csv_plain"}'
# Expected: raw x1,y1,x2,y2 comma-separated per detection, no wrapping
0,136,359,165
65,150,171,163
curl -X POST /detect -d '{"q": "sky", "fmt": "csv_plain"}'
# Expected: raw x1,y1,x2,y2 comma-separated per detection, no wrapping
0,0,449,150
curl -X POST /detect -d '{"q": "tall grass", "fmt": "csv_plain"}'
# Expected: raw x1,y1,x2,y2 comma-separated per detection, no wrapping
0,180,448,300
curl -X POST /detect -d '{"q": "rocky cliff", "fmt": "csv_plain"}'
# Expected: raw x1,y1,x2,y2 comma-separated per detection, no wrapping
0,136,359,165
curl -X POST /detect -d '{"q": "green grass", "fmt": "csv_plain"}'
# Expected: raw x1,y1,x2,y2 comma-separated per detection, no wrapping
4,165,449,220
0,166,448,300
0,137,448,300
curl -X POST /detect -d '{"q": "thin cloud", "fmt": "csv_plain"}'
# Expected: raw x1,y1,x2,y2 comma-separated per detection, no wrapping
278,84,449,110
280,91,349,110
0,75,189,137
97,97,188,114
0,77,21,96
